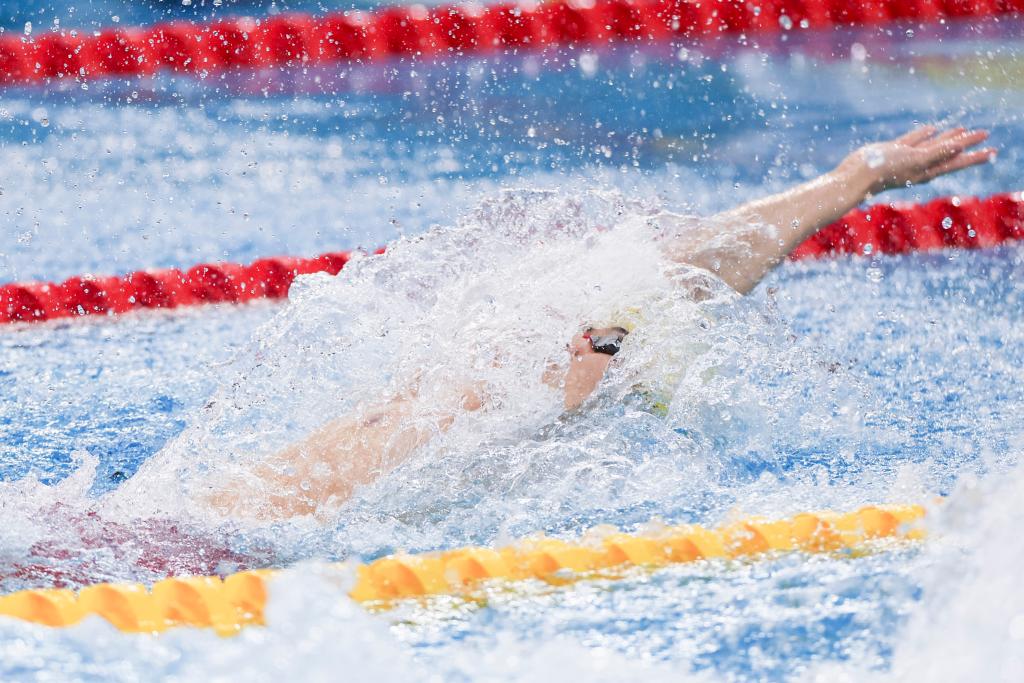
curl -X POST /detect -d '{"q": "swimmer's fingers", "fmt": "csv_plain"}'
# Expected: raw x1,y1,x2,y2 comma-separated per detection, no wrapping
925,126,968,146
896,125,939,146
919,147,997,182
919,129,990,164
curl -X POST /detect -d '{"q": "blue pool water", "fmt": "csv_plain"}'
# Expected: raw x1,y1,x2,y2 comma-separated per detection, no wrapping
2,4,1024,681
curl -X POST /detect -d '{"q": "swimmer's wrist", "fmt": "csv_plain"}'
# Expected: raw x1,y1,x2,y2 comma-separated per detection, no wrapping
830,155,878,202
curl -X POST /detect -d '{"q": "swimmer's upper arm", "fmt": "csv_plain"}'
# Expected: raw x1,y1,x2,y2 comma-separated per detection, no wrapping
654,211,759,295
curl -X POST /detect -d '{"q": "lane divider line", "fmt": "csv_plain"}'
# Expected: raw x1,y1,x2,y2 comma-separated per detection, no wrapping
1,250,360,324
2,192,1022,326
0,1,1022,89
0,503,925,635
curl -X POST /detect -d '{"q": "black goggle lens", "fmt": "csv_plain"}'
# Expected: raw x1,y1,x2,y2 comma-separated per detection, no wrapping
585,330,626,356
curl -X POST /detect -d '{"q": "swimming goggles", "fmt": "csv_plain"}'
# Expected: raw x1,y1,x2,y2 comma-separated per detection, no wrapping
583,328,628,356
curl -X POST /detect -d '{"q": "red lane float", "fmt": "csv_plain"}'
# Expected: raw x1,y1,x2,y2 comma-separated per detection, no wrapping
0,251,354,324
2,193,1023,325
788,191,1024,259
1,0,1023,88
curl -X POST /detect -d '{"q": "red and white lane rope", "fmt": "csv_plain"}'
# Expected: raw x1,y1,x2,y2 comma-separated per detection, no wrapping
2,193,1022,325
0,0,1021,88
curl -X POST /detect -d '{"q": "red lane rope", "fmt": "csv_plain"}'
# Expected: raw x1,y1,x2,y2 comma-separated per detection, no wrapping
1,251,355,324
2,193,1022,325
788,192,1024,259
1,0,1022,88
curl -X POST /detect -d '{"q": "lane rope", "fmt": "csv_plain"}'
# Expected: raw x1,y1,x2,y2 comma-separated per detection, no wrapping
789,191,1024,260
2,192,1022,326
0,503,925,635
0,1,1021,89
0,250,356,324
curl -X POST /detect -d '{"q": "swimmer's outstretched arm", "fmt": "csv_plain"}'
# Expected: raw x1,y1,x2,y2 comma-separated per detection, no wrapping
210,382,486,519
671,126,995,294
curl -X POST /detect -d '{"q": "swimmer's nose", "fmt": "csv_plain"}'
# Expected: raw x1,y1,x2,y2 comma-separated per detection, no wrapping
568,334,590,356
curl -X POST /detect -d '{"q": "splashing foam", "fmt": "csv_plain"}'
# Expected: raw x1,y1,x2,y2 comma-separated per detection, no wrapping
105,190,888,551
3,189,909,587
884,463,1024,681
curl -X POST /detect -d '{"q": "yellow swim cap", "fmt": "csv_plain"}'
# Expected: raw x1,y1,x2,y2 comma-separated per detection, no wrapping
609,305,645,332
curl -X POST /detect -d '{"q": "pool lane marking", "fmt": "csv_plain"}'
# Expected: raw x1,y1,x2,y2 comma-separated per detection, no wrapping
0,503,925,635
0,1,1021,89
3,192,1023,326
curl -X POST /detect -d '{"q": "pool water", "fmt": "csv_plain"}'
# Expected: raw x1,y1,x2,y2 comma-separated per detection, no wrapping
2,4,1024,681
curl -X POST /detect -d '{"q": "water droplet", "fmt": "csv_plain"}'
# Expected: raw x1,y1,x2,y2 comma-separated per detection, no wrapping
779,15,793,30
941,216,953,230
864,147,885,169
579,52,599,78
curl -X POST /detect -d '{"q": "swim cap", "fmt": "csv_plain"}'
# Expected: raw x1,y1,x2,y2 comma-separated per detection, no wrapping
605,305,645,332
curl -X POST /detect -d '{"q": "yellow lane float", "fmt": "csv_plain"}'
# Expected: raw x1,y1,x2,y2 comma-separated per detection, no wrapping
0,504,925,635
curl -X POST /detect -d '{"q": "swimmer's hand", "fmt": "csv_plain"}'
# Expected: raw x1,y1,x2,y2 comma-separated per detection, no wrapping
840,126,995,196
688,125,995,295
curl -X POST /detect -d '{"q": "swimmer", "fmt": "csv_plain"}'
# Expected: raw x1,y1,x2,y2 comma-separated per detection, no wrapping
211,125,995,519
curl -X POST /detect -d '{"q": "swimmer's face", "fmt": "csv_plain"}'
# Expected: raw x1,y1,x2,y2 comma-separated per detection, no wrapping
563,326,628,411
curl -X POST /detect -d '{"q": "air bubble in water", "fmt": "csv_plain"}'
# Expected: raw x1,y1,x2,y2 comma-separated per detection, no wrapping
942,216,953,230
779,15,793,30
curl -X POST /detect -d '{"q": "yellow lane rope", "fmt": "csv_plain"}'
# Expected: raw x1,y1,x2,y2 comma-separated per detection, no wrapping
0,504,925,635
